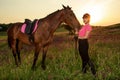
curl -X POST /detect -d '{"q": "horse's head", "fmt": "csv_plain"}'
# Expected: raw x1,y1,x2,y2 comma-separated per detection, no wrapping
61,5,81,31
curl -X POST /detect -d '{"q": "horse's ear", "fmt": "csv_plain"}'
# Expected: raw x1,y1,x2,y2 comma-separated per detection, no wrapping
62,4,66,9
67,5,72,9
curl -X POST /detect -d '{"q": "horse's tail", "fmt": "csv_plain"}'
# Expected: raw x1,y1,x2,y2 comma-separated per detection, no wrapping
7,23,22,49
7,36,12,48
7,23,14,49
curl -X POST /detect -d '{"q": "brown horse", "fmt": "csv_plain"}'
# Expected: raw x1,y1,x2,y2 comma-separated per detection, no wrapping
7,5,81,70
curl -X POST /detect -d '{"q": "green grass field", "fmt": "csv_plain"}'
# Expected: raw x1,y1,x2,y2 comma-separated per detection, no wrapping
0,25,120,80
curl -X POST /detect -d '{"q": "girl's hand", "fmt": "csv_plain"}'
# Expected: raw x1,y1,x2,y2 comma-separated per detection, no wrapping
75,28,78,35
75,31,78,35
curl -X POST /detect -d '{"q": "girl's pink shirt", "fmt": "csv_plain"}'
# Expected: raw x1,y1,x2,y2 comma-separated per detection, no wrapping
78,24,92,37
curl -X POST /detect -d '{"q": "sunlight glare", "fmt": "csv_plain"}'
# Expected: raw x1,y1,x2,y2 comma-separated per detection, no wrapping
89,6,104,24
77,4,104,25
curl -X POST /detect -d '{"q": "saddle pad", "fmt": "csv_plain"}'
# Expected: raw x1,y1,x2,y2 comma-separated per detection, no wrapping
21,20,38,34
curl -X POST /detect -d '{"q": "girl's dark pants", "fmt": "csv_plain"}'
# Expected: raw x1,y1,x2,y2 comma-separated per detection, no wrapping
78,39,96,75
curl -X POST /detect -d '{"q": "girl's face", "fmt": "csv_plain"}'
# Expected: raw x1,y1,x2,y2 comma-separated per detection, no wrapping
83,18,90,24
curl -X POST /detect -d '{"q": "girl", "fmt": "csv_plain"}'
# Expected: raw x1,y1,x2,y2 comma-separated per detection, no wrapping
76,13,96,75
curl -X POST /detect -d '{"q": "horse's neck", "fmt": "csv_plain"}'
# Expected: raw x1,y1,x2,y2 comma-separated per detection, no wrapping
47,11,63,34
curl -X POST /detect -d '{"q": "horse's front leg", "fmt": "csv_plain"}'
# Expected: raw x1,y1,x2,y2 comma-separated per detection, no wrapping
41,46,49,70
74,35,78,59
32,45,41,70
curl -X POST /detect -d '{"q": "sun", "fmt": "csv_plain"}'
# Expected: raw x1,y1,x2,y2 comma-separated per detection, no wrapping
88,6,104,24
76,5,104,25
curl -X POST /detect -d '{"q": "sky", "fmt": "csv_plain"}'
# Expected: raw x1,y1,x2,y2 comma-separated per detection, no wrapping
0,0,120,26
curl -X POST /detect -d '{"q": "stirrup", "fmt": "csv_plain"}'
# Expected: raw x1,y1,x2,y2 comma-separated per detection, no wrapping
28,35,34,43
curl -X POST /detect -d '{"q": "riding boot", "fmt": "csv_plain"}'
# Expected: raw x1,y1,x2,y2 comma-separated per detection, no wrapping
82,61,88,73
88,60,96,75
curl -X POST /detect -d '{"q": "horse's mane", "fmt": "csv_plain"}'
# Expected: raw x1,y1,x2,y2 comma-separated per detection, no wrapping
37,9,62,26
45,9,61,19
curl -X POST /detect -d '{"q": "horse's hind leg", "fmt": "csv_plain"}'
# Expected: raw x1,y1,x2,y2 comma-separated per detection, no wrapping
11,39,18,66
16,39,22,64
41,46,49,70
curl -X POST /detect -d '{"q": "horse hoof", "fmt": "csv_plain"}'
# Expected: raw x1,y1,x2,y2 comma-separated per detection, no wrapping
31,66,36,71
15,65,19,68
91,69,96,76
16,64,19,67
18,62,21,65
41,65,46,70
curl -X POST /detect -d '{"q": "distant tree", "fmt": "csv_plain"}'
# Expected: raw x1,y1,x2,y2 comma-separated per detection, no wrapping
0,24,9,31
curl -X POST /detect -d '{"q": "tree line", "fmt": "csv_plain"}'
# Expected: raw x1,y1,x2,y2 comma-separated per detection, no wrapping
0,23,10,31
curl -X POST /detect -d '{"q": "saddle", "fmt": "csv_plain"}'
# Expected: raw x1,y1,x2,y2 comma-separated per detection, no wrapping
24,19,38,35
21,19,39,43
